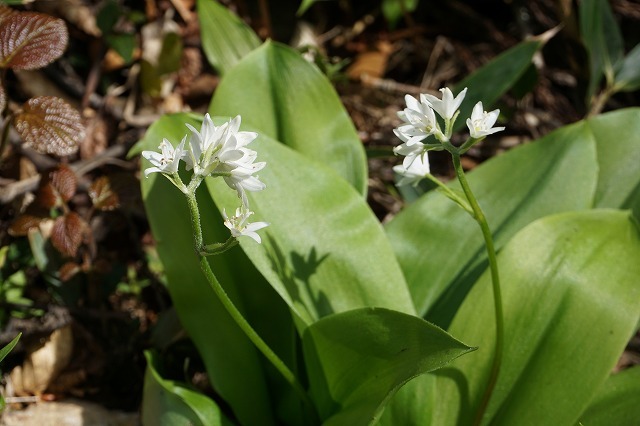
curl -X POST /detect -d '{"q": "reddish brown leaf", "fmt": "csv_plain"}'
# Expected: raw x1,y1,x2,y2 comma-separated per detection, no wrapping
49,165,77,202
0,11,68,70
0,84,5,114
36,166,77,208
0,5,15,24
51,212,85,257
8,214,46,236
58,261,81,281
14,96,85,156
89,176,119,211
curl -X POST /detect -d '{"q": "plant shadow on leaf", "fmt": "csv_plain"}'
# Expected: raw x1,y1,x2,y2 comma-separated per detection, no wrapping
264,234,332,321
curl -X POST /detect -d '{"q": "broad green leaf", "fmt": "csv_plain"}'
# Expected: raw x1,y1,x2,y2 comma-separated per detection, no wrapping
580,0,624,100
204,124,416,326
453,37,547,132
302,307,473,425
588,108,640,218
197,0,261,75
137,114,276,426
613,43,640,92
382,0,419,28
210,41,367,194
386,119,597,322
433,210,640,425
579,366,640,425
142,351,233,426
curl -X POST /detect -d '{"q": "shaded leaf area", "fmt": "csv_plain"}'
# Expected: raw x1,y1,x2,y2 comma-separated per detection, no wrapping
0,10,68,70
37,165,77,208
14,96,85,156
302,307,472,425
210,41,368,194
142,351,233,426
432,210,640,425
579,366,640,425
386,108,640,325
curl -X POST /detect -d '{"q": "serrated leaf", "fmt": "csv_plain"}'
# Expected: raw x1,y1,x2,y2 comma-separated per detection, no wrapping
51,212,84,257
39,165,77,206
14,96,85,156
8,214,46,236
0,5,14,25
0,11,68,70
89,176,119,210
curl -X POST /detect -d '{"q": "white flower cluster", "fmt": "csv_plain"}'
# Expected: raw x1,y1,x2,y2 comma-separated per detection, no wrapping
142,114,268,242
393,87,505,186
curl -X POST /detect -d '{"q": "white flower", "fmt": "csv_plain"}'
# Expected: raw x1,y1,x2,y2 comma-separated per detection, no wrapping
393,129,425,167
223,207,269,243
396,94,439,142
184,115,259,174
393,152,430,186
466,102,505,138
184,115,266,196
141,137,186,177
423,87,467,120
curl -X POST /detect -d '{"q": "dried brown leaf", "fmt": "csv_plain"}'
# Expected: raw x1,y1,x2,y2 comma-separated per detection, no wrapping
8,214,46,236
0,11,68,70
14,96,85,156
51,212,85,257
89,176,119,211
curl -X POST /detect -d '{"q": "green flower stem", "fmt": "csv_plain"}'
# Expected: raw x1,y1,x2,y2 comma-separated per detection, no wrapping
448,150,504,425
184,190,318,421
423,173,473,216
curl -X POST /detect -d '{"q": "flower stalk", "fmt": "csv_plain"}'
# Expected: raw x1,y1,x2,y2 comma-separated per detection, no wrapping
141,114,316,419
393,87,505,423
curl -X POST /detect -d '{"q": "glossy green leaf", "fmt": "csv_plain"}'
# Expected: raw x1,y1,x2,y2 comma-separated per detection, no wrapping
452,38,546,132
386,119,597,322
197,0,261,75
580,0,624,100
142,351,232,426
204,123,416,326
210,41,367,194
302,307,473,425
588,108,640,217
432,210,640,425
579,366,640,425
136,114,276,426
614,43,640,92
